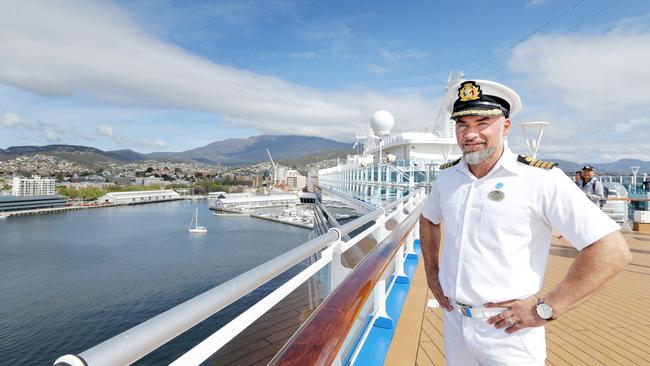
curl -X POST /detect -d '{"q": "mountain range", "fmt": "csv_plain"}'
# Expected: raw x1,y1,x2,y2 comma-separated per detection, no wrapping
1,135,649,174
0,135,352,166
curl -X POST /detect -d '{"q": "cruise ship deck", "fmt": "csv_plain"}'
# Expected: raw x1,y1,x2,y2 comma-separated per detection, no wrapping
386,230,650,366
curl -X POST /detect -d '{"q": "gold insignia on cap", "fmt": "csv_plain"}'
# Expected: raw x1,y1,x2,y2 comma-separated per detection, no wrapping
458,81,481,102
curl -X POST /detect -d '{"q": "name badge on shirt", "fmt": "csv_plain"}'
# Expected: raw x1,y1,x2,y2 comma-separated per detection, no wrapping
488,190,505,201
488,183,505,201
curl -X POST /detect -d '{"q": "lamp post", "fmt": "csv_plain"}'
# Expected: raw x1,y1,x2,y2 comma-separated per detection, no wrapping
519,121,550,159
631,166,640,191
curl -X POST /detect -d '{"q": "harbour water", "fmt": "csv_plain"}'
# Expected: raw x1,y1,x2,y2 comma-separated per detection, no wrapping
0,200,310,365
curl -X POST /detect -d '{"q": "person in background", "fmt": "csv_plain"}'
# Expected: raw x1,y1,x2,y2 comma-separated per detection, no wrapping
574,170,583,185
580,165,606,208
642,173,649,192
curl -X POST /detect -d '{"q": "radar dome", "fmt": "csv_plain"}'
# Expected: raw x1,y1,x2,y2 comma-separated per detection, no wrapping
371,110,394,137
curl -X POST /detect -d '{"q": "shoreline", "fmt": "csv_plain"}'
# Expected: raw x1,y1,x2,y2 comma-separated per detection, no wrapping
0,198,186,217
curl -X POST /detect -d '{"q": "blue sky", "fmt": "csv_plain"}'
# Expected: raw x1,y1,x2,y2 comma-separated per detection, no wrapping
1,0,649,162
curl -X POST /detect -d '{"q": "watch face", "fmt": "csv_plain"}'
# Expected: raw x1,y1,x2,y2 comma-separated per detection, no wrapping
536,303,554,319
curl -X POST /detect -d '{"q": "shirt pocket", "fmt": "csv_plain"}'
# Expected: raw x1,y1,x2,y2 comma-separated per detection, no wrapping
478,204,532,254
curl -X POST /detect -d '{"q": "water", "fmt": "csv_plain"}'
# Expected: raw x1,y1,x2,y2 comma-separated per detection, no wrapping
0,200,309,365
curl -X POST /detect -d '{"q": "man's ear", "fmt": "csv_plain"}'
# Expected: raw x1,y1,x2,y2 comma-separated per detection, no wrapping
503,117,511,136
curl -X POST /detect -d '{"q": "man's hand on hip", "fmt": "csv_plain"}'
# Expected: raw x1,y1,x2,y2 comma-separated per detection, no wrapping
426,271,452,311
485,296,546,333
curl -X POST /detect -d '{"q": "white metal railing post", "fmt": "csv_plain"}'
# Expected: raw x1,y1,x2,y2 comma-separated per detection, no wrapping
372,279,393,329
406,224,418,259
393,243,409,284
392,200,406,224
328,228,352,290
372,209,390,244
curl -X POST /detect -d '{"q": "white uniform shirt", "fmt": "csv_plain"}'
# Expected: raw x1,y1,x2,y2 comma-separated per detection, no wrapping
421,146,620,305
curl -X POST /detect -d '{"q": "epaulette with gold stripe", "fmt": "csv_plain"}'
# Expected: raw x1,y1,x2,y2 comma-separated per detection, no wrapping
439,158,461,170
517,155,558,170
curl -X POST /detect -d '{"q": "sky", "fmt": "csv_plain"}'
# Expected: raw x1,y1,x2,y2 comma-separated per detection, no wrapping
0,0,649,162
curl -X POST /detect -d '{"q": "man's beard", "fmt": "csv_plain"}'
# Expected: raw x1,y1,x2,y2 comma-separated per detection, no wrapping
463,146,497,165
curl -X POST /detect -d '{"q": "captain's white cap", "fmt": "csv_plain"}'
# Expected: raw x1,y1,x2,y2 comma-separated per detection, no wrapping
444,79,521,119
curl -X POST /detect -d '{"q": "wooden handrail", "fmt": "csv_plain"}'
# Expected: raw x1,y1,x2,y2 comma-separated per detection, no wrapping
608,197,650,202
269,204,422,366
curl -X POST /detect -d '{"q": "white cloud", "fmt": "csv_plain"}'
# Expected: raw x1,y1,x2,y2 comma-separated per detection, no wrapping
45,130,60,143
141,139,167,149
508,29,650,161
380,48,428,63
289,51,316,60
509,30,650,115
365,48,429,77
0,0,436,141
366,63,389,76
1,112,27,127
526,0,548,6
96,125,114,137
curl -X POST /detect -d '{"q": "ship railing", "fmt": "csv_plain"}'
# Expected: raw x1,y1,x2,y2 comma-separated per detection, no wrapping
269,197,422,365
54,188,427,366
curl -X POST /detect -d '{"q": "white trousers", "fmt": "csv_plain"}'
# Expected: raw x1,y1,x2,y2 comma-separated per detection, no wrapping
443,309,546,366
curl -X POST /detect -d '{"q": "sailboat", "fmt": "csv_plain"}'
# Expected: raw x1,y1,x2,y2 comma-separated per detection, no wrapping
188,207,207,233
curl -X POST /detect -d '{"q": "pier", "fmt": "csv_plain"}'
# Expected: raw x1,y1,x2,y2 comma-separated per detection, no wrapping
0,198,184,217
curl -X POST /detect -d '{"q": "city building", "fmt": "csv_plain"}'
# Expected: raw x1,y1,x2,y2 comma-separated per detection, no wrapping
110,176,133,186
11,175,56,196
307,171,319,192
133,177,165,186
0,195,67,212
209,192,299,211
285,170,307,191
98,190,180,204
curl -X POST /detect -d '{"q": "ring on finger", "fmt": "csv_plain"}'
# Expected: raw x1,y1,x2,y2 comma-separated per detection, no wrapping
506,316,514,326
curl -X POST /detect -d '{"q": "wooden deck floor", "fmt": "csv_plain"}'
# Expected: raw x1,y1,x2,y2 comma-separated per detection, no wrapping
386,231,650,366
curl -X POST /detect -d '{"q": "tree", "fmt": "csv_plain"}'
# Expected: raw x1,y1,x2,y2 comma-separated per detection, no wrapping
79,187,105,201
57,186,80,199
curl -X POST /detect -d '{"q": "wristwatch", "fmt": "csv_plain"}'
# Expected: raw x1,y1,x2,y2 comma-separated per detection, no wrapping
536,298,555,321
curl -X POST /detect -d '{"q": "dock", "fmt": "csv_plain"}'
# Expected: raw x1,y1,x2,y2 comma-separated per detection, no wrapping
250,213,313,229
0,198,183,217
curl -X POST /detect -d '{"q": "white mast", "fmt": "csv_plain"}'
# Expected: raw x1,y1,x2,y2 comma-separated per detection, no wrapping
266,148,277,187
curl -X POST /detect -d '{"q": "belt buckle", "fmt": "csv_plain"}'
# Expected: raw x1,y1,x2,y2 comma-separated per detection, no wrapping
456,303,473,318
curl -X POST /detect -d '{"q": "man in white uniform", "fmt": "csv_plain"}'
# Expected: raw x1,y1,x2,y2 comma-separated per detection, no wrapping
419,79,631,365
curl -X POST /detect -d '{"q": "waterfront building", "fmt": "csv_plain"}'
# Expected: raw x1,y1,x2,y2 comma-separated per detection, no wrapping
307,171,318,192
0,195,67,212
60,182,116,189
11,175,56,196
98,190,180,204
133,177,165,186
209,192,299,211
252,175,263,188
109,176,133,186
286,175,307,191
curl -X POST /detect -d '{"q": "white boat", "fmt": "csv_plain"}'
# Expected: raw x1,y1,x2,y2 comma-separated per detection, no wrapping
188,207,207,233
